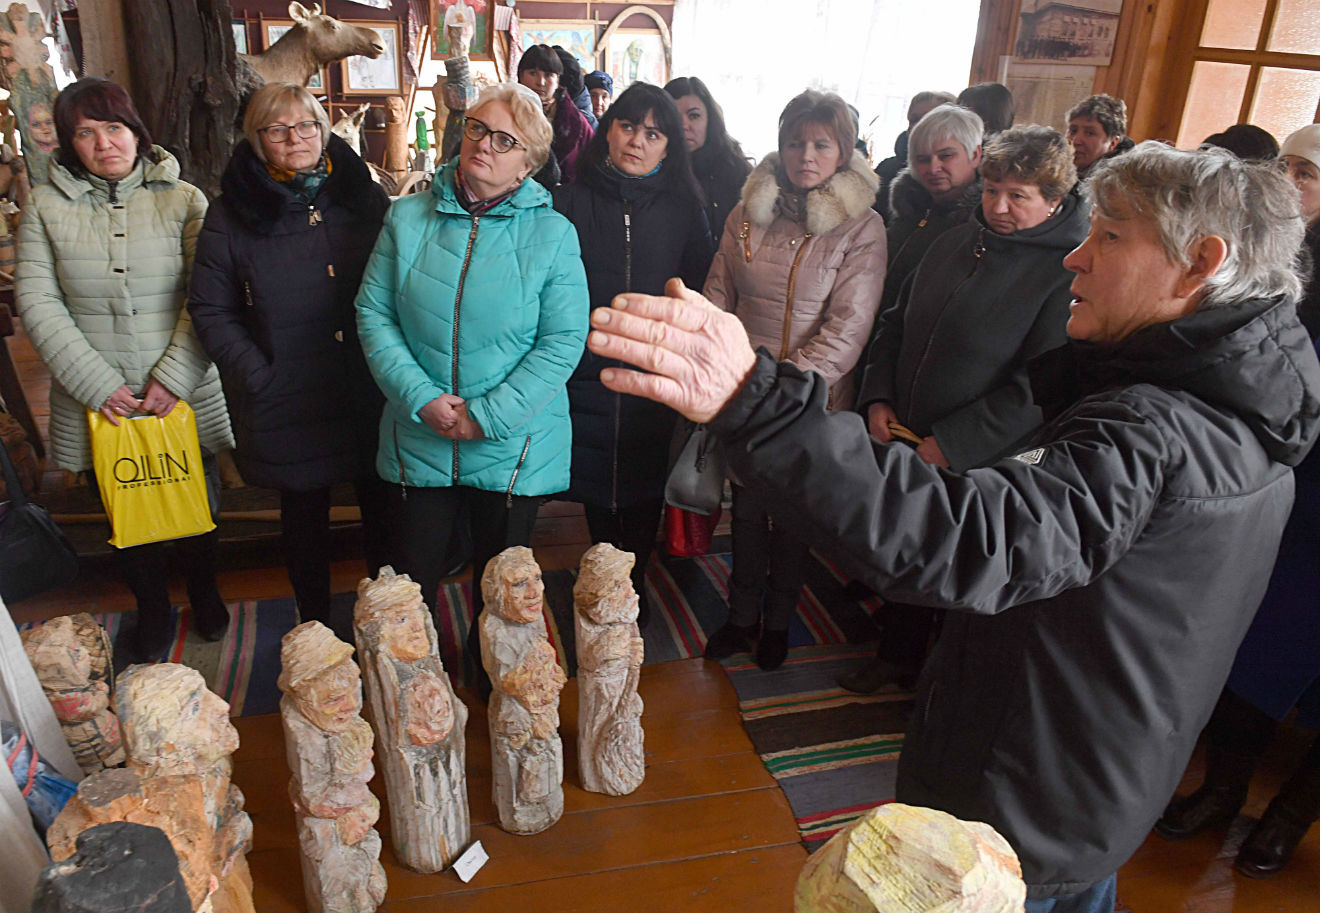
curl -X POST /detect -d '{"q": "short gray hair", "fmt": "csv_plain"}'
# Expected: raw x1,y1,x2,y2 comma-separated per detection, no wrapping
467,83,552,174
1086,141,1305,308
242,82,331,162
909,104,983,161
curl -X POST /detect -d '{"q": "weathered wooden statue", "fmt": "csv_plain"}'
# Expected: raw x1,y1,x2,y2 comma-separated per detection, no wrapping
794,804,1026,913
574,543,645,796
354,567,470,873
21,614,125,774
116,664,254,913
278,621,386,912
480,547,567,835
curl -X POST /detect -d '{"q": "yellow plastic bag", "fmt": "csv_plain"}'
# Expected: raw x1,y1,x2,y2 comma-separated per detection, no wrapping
88,402,216,548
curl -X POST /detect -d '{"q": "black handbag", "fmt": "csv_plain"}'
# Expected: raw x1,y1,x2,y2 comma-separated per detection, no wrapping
0,433,77,604
664,421,727,516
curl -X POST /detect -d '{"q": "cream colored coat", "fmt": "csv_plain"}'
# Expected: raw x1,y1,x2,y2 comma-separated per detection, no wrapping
704,151,887,410
16,149,233,471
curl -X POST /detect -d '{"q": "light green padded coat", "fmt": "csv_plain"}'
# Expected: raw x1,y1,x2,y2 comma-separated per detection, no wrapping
16,147,233,472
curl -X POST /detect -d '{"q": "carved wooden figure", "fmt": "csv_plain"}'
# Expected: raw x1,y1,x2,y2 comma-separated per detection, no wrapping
354,567,470,873
383,96,410,178
574,543,645,796
794,803,1026,913
480,547,567,835
21,614,125,774
278,621,386,912
116,663,254,913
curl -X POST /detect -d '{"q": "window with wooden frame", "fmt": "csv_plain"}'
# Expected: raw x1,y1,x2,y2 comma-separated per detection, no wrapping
1170,0,1320,148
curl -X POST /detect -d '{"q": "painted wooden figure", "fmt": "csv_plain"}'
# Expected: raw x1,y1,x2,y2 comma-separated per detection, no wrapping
353,567,470,873
480,547,567,835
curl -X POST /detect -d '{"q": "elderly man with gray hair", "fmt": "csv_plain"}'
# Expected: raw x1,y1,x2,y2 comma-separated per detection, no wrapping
583,141,1320,911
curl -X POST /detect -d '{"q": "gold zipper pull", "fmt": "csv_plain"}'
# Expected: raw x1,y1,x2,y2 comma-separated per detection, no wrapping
740,221,752,263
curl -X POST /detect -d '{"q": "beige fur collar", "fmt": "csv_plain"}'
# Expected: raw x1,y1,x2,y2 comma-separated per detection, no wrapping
741,150,879,235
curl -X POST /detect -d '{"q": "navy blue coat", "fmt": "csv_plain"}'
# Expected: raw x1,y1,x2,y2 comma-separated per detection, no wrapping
553,160,713,508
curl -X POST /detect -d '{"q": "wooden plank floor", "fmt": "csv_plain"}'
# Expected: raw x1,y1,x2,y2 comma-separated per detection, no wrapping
234,659,807,912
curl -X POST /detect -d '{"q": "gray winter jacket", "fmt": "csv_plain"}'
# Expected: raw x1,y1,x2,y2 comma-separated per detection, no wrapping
16,148,233,471
709,297,1320,898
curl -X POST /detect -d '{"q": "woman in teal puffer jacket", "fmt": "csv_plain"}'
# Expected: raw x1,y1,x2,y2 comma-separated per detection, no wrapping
356,83,587,664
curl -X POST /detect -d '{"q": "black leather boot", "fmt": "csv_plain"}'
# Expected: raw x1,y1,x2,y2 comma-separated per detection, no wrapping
1155,745,1257,840
704,621,758,660
1236,736,1320,877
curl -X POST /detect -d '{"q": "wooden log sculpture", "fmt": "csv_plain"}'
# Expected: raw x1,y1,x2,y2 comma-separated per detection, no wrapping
241,2,383,89
116,664,254,913
278,621,386,912
793,803,1026,913
21,614,125,775
480,547,567,835
353,567,470,873
0,3,60,187
383,96,410,180
573,543,645,796
48,769,215,911
35,820,193,913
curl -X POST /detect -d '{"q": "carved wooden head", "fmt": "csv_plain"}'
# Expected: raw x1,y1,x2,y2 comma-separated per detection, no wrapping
117,663,239,775
286,1,385,64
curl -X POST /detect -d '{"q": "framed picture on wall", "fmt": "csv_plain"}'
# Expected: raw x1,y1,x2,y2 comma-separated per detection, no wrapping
340,22,403,95
605,29,669,93
431,0,493,61
232,20,248,55
520,19,597,72
263,20,326,91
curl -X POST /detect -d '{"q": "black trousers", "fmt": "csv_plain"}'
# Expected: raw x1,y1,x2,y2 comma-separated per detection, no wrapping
387,483,540,641
728,483,808,631
280,476,391,625
583,497,664,601
1206,687,1320,821
870,601,942,669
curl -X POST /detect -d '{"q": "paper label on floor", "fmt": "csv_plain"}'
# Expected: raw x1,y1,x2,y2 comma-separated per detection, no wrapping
453,840,488,883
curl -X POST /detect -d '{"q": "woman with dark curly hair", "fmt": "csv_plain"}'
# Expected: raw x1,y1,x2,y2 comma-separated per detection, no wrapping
664,76,753,240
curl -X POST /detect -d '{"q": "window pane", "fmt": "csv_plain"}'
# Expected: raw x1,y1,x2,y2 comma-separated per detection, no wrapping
1267,0,1320,53
1200,0,1268,49
1249,68,1320,141
1177,61,1251,148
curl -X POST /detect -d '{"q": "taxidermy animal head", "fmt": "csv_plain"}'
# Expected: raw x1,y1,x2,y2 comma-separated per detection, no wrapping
241,2,385,89
331,101,371,153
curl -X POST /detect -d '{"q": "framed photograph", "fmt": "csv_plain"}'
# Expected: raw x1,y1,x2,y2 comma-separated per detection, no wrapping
340,21,403,95
519,19,597,71
1014,0,1122,67
605,29,668,93
431,0,493,61
263,20,326,92
232,20,248,56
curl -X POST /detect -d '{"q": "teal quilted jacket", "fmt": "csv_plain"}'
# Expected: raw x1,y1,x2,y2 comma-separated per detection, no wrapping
356,162,588,495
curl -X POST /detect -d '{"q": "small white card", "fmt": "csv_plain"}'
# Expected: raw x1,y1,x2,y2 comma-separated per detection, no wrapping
452,840,489,883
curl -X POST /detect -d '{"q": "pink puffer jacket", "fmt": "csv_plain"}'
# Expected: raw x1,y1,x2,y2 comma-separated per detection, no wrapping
704,151,887,411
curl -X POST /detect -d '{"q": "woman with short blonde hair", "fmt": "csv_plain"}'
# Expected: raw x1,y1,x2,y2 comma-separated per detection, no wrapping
240,82,332,160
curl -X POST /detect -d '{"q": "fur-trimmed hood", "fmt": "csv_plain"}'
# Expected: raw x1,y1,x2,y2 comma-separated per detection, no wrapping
219,133,387,233
741,150,880,235
888,166,982,223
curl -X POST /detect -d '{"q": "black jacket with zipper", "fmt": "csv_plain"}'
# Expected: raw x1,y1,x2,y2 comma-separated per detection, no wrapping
189,135,389,491
553,160,713,507
857,192,1089,470
711,296,1320,897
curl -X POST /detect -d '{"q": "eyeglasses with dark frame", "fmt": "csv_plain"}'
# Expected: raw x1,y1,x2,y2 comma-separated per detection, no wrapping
258,120,321,144
463,117,523,154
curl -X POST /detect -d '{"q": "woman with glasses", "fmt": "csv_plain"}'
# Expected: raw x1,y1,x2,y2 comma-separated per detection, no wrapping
188,82,391,628
356,83,588,669
16,78,234,661
553,82,714,626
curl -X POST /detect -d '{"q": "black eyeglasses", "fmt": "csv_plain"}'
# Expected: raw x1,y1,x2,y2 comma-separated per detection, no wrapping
259,120,321,143
463,117,522,154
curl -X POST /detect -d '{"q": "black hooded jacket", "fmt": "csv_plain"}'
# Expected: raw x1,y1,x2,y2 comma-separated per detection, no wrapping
189,135,389,491
553,160,713,507
710,296,1320,898
858,192,1089,470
